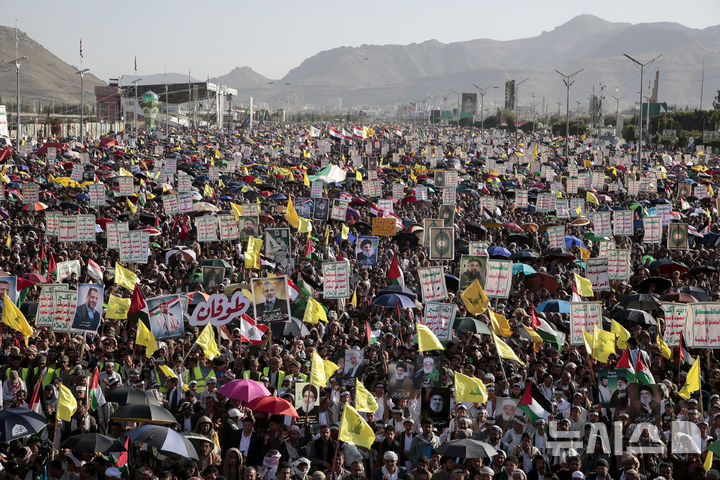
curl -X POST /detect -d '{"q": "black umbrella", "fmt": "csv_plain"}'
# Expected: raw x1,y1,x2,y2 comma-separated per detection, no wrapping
690,265,718,276
507,234,532,246
445,273,460,292
637,277,672,294
612,308,655,326
62,433,126,453
466,222,487,235
437,438,497,459
619,294,661,315
378,285,417,301
680,286,711,301
0,408,48,442
105,387,160,406
110,404,176,425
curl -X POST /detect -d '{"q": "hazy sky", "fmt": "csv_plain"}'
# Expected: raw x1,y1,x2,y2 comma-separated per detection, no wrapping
4,0,719,82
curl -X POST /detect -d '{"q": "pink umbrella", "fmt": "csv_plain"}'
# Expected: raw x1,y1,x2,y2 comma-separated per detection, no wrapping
217,379,270,403
503,222,523,233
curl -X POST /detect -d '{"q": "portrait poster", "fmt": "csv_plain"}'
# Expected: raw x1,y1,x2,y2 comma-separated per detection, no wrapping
484,259,513,298
0,276,17,309
147,294,184,340
459,255,487,289
251,276,290,324
429,227,454,261
627,383,663,425
72,283,104,332
387,361,416,397
355,236,379,266
265,228,293,275
202,266,225,292
422,219,443,246
438,205,455,227
296,198,313,219
238,216,260,242
313,198,329,221
310,181,324,199
415,357,442,389
322,261,351,299
343,349,365,379
596,369,620,407
424,303,456,342
421,387,450,428
434,170,446,188
417,267,447,303
569,301,603,346
295,382,320,425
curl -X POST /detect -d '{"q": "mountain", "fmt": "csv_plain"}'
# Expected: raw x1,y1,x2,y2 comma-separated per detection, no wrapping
257,15,720,110
211,66,273,88
0,27,105,105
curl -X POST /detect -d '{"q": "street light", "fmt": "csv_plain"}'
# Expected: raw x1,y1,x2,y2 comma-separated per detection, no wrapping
130,78,142,134
624,53,662,160
76,68,90,140
471,84,497,131
554,68,584,157
8,56,28,145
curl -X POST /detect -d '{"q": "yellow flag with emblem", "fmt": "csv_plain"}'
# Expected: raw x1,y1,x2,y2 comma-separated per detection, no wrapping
582,329,593,354
298,217,313,234
611,319,630,349
114,263,137,290
573,273,594,297
136,321,157,357
493,333,525,365
159,364,176,379
592,328,616,363
285,196,300,229
303,170,310,187
351,288,357,308
244,236,263,269
657,334,672,360
461,279,489,315
339,405,375,448
679,357,701,399
303,297,327,324
2,293,33,346
489,310,512,337
416,323,444,352
356,169,362,181
579,247,591,260
522,324,543,352
106,295,131,319
454,371,488,403
230,202,243,221
354,380,378,413
341,224,350,240
126,198,137,214
195,323,220,360
57,384,78,421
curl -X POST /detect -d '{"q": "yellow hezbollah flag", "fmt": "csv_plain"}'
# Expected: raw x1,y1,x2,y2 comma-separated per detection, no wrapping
114,263,137,290
244,236,263,270
339,405,375,448
230,202,243,221
354,380,379,413
579,246,591,260
493,333,525,365
489,310,513,337
341,224,350,240
159,364,176,379
285,196,300,229
2,293,32,346
657,334,672,360
582,329,593,354
106,295,131,319
298,217,313,234
592,328,616,363
356,169,362,181
417,323,444,352
57,383,78,421
195,323,220,360
303,170,310,187
311,351,338,386
574,273,594,297
611,319,631,349
324,357,339,380
679,357,701,399
586,191,599,205
461,279,489,316
126,198,137,214
705,451,714,472
136,321,157,357
454,371,488,404
351,288,357,308
303,297,327,324
522,324,544,352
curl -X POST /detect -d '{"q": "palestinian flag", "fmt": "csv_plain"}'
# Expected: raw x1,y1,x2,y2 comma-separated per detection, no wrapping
615,348,636,382
87,259,103,283
89,367,106,410
46,253,57,277
386,251,404,286
128,284,150,327
535,317,565,351
680,332,695,366
518,383,553,422
115,437,130,479
635,354,655,384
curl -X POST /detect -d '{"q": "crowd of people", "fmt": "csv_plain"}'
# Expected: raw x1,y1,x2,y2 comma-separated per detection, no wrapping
0,123,716,480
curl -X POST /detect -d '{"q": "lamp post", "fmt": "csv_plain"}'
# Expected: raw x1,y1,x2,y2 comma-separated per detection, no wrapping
611,92,624,138
624,53,662,160
8,56,28,145
76,68,90,140
471,84,497,131
130,78,142,134
554,68,584,157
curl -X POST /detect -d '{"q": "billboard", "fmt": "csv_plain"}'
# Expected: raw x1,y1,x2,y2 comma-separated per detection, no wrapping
0,106,8,138
505,80,516,110
461,93,477,116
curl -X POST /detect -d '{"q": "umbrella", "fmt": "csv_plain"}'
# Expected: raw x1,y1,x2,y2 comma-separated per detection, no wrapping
487,246,511,258
110,404,176,425
466,222,487,235
193,202,220,213
126,425,198,460
690,265,717,275
637,277,672,294
245,396,299,417
372,294,416,309
453,317,493,335
0,408,47,442
524,273,560,294
510,251,537,261
199,258,234,273
565,236,586,249
612,308,655,326
659,292,698,303
445,273,460,292
503,222,523,233
513,263,536,275
21,272,47,284
680,286,711,302
62,433,125,453
537,299,570,313
506,234,531,246
23,202,48,212
542,247,574,260
437,438,497,459
271,317,310,337
217,379,271,403
165,246,197,263
105,387,161,405
619,294,661,315
648,259,689,278
378,285,417,301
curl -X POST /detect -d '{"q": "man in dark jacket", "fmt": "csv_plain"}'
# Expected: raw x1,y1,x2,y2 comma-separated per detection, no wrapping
308,425,337,473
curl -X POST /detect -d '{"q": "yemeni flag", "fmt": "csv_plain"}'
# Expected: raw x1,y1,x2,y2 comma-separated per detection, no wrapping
386,251,404,286
87,259,103,283
128,284,150,327
89,367,106,410
615,348,636,382
635,354,655,384
328,127,343,140
518,383,553,422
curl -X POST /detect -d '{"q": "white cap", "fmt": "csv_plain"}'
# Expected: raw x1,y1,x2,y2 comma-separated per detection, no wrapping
105,467,122,479
228,408,242,418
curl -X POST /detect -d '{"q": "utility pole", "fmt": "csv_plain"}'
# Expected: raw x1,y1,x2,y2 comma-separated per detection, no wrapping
624,53,662,160
611,94,624,137
700,57,705,110
471,83,497,131
8,56,29,145
131,78,142,134
554,68,584,157
76,68,90,140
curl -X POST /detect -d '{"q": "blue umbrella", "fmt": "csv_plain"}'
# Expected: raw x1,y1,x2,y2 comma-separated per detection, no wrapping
269,193,287,200
372,294,415,309
513,263,536,275
487,246,511,258
510,251,537,261
565,236,586,249
537,299,570,313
